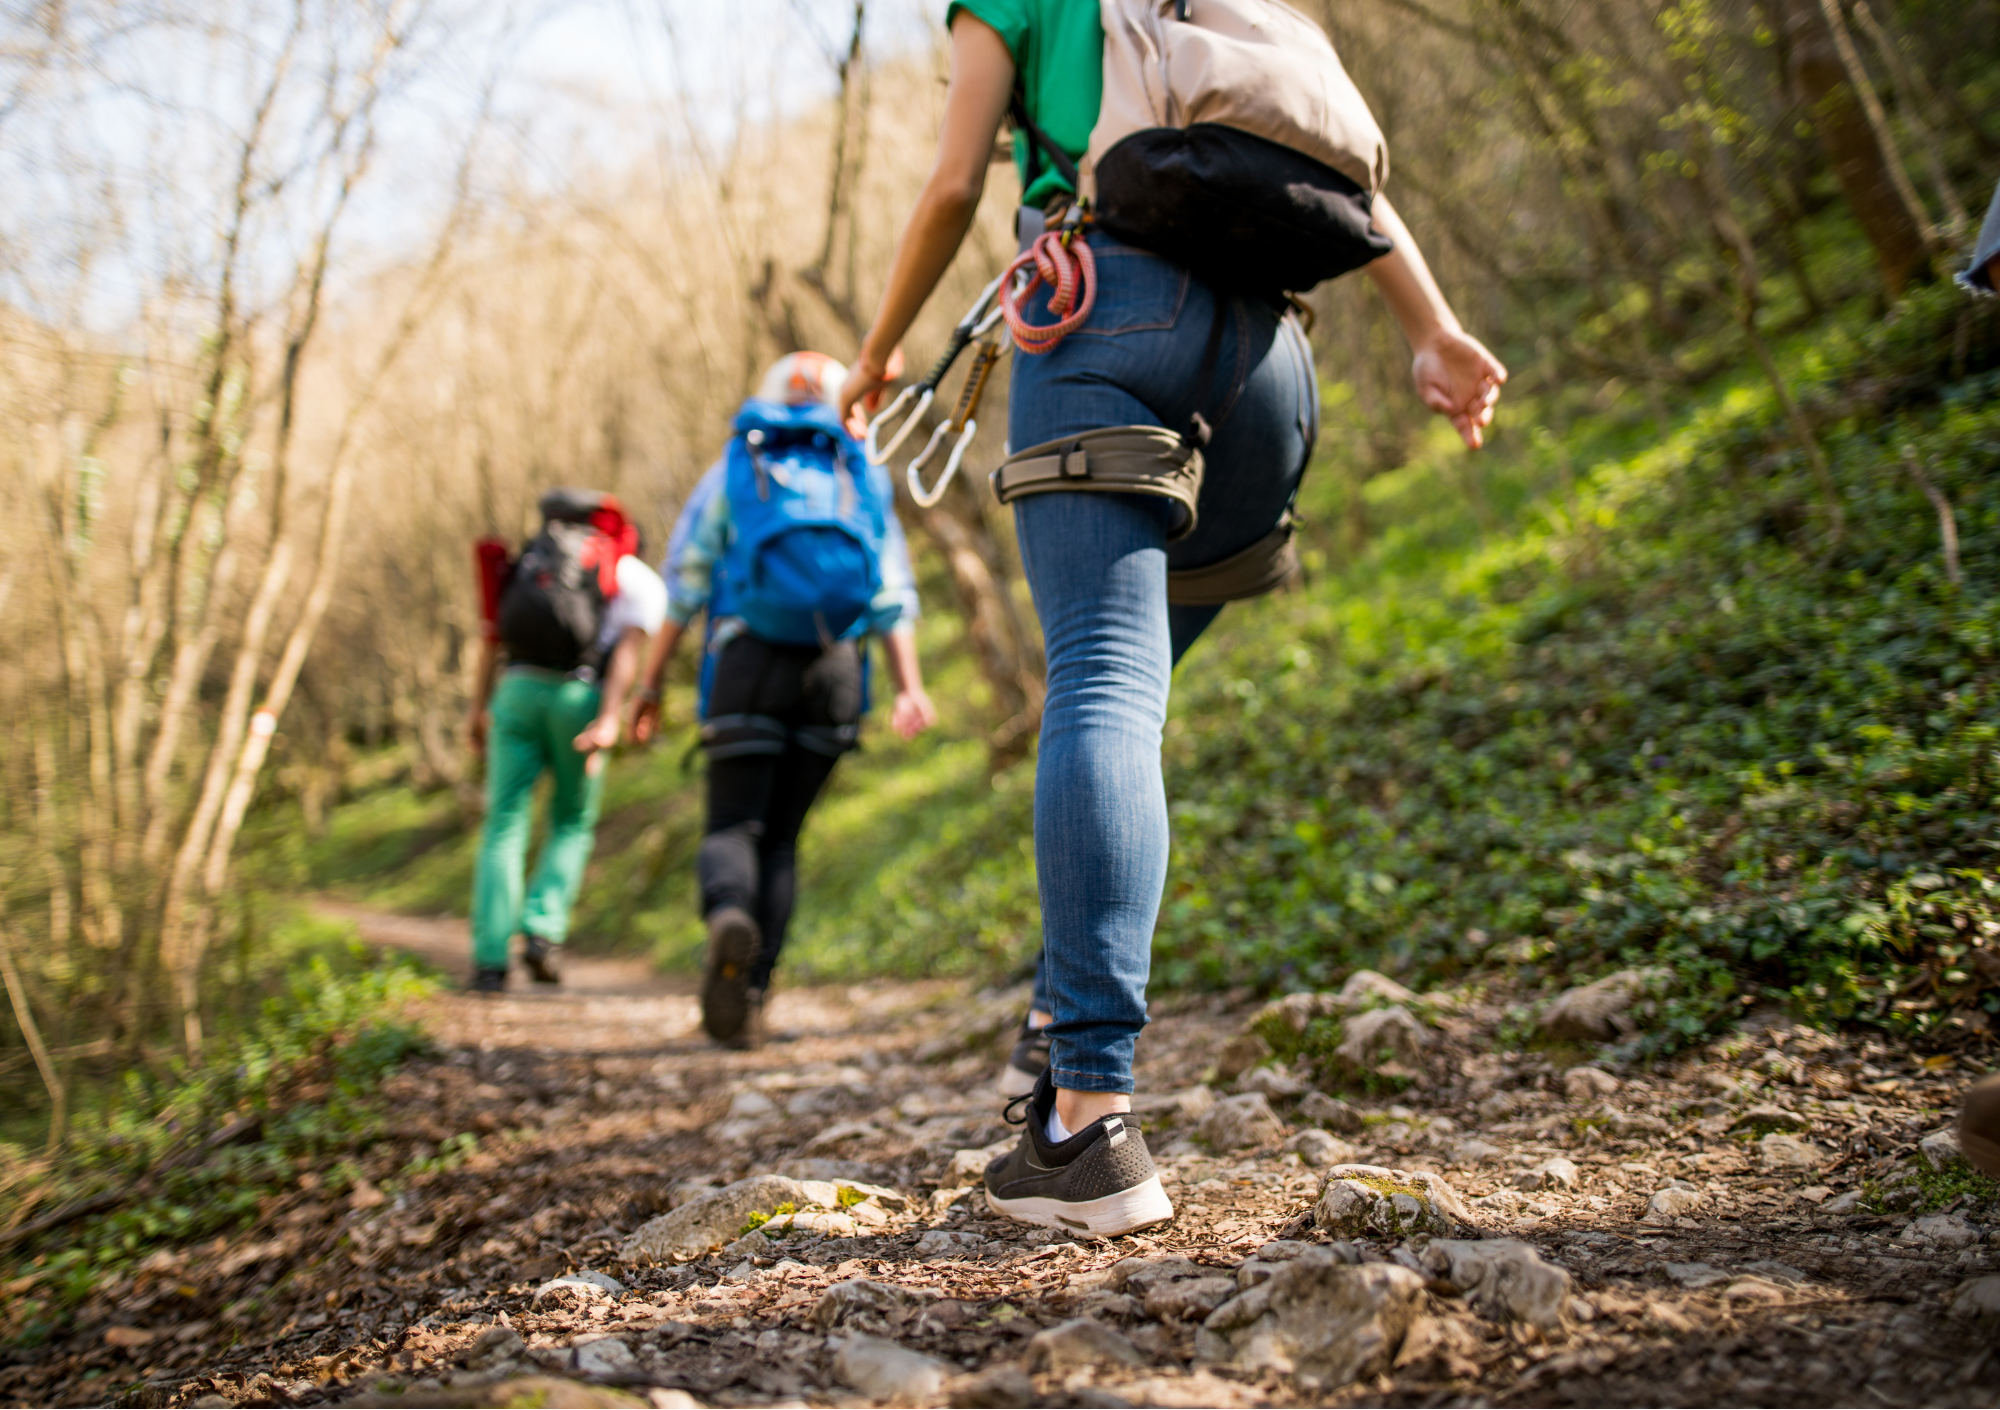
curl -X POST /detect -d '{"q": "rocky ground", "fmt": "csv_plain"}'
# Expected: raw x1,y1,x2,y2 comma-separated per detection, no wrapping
6,909,1999,1409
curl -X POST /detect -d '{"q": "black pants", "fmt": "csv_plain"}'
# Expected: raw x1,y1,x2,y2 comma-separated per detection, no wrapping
698,633,863,988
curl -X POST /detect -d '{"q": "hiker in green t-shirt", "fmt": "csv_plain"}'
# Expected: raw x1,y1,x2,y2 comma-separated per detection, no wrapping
841,0,1505,1236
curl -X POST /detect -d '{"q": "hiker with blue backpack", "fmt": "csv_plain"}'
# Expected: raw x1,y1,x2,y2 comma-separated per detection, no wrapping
839,0,1507,1235
631,352,935,1047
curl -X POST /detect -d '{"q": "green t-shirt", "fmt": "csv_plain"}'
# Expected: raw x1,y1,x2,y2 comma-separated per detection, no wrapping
946,0,1103,207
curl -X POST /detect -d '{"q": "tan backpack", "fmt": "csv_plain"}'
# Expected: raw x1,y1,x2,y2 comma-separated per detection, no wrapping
1077,0,1393,295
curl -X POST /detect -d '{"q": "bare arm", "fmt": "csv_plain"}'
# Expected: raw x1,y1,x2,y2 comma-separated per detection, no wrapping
882,626,938,741
838,13,1015,429
1364,195,1508,449
575,627,646,753
467,637,500,757
629,619,685,744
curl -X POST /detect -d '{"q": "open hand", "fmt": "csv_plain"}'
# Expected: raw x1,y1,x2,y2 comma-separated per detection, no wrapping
890,688,937,741
838,346,907,437
1412,328,1507,450
631,695,663,745
573,715,620,754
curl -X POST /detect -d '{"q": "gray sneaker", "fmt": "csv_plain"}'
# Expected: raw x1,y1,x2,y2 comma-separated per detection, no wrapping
701,906,760,1045
983,1070,1174,1238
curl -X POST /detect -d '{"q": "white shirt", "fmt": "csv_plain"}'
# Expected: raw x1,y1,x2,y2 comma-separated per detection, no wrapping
598,554,667,649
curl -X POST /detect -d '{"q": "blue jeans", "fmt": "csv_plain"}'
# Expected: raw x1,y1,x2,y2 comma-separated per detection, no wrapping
1012,231,1318,1092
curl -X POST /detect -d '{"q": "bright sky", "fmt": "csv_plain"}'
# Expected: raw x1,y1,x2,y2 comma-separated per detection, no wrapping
0,0,940,333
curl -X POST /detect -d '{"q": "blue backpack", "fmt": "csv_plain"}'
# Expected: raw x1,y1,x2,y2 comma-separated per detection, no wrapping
716,398,887,647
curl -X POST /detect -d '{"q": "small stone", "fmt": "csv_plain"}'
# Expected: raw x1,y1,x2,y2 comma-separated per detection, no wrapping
1420,1238,1571,1329
1144,1276,1238,1321
720,1228,774,1260
533,1270,627,1303
462,1327,527,1369
1722,1276,1787,1305
1284,1129,1358,1167
1334,1005,1426,1070
947,1363,1037,1408
1537,969,1654,1042
1729,1103,1809,1134
810,1279,908,1330
1452,1138,1502,1166
1663,1262,1728,1289
1248,991,1337,1039
1644,1187,1703,1222
1336,970,1419,1010
1313,1164,1468,1238
1252,1239,1318,1262
914,1229,986,1261
1197,1252,1425,1391
1216,1032,1273,1082
1197,1091,1287,1151
620,1174,805,1264
1902,1213,1981,1249
1240,1064,1310,1099
1950,1274,2000,1323
1824,1189,1864,1215
1563,1067,1621,1101
727,1089,776,1119
833,1333,950,1403
949,1140,1012,1186
571,1336,637,1378
1028,1318,1146,1373
1919,1127,1965,1172
1526,1157,1580,1192
1297,1090,1363,1133
1741,1260,1808,1287
1758,1132,1825,1169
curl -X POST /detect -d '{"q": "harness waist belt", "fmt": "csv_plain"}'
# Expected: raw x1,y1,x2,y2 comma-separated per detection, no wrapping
1166,517,1301,605
991,426,1204,542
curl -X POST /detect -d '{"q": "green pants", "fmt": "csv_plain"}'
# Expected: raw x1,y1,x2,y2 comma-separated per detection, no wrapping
471,670,606,968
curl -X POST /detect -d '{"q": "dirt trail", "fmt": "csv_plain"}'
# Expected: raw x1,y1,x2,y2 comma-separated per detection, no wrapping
9,909,1998,1409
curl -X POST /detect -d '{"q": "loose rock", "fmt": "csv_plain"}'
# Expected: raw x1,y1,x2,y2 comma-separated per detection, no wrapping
1028,1318,1147,1373
1197,1250,1426,1390
914,1229,987,1261
1562,1066,1621,1101
1757,1132,1825,1169
1248,992,1336,1040
1902,1213,1982,1248
1216,1033,1273,1082
1334,1005,1426,1070
833,1334,950,1403
1313,1164,1468,1238
1663,1262,1728,1289
1284,1129,1358,1167
1919,1126,1965,1172
620,1174,805,1264
1525,1157,1579,1191
1240,1064,1310,1099
946,1364,1036,1408
1297,1090,1363,1132
1336,970,1418,1010
1144,1275,1238,1321
810,1279,907,1330
1420,1238,1571,1329
533,1270,627,1303
1537,969,1652,1042
1198,1091,1287,1151
1722,1277,1787,1304
571,1336,637,1378
1729,1103,1809,1135
1950,1274,2000,1323
1644,1186,1703,1222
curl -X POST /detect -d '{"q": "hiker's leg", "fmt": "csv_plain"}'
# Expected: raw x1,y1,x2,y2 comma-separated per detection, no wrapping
520,677,607,945
746,637,861,986
1015,489,1175,1097
698,635,805,922
471,674,553,969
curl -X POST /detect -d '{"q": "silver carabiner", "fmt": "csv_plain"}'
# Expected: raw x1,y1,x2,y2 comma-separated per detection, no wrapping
864,383,933,466
907,417,979,509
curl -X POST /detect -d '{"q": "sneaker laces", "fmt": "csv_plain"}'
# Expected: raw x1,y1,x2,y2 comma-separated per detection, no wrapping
1002,1091,1036,1127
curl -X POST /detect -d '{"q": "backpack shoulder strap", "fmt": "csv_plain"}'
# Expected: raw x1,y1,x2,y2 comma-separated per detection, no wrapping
1009,88,1079,192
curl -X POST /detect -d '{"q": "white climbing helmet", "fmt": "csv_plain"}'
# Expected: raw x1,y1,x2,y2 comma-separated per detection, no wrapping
755,351,848,410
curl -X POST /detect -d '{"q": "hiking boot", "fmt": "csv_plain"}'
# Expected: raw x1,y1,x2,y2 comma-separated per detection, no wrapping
999,1014,1051,1097
701,906,761,1045
725,986,768,1051
470,966,508,994
1962,1072,2000,1179
521,933,562,985
984,1070,1174,1238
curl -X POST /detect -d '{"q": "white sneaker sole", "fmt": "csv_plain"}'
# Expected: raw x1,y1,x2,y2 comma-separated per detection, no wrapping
996,1063,1041,1097
986,1174,1175,1238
